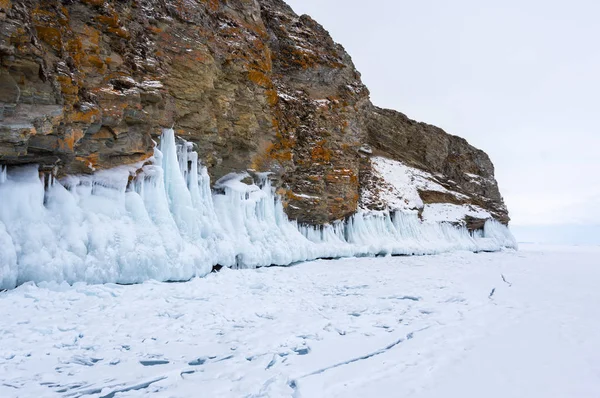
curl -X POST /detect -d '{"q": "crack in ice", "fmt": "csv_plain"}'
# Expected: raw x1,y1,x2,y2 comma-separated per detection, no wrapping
296,327,430,381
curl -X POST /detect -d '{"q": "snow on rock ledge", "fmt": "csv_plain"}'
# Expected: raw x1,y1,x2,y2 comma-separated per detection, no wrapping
0,130,517,289
422,203,491,223
365,156,494,224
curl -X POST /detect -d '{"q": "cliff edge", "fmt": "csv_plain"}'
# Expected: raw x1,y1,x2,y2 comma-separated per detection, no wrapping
0,0,509,228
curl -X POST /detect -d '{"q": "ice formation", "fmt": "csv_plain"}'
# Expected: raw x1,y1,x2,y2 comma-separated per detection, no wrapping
0,130,517,289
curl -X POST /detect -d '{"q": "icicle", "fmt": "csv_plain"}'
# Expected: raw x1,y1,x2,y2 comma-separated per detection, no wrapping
0,164,18,289
159,128,204,242
0,129,517,290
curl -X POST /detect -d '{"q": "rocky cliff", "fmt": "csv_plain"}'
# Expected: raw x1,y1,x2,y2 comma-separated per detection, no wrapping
0,0,509,228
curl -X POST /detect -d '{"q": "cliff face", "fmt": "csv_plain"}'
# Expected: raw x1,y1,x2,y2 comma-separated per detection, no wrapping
364,107,509,226
0,0,509,227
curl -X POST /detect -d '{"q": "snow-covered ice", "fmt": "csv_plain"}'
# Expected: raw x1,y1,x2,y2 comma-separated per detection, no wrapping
0,129,515,289
1,244,598,397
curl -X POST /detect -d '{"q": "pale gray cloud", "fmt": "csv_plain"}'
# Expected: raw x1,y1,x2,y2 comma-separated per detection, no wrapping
285,0,600,226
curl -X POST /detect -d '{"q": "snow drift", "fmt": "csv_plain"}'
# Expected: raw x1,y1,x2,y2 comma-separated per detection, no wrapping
0,129,517,289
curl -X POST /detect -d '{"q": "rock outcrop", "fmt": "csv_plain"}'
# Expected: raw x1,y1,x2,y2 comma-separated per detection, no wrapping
0,0,509,227
364,106,509,226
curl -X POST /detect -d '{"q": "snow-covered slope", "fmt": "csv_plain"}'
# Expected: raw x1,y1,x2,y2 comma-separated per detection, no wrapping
364,156,494,223
0,130,516,289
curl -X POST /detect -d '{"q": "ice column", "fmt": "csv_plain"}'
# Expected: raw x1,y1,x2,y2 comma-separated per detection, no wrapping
0,129,517,289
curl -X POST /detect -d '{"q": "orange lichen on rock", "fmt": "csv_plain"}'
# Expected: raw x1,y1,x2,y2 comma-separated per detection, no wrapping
57,128,84,151
248,69,271,88
81,24,101,47
74,153,100,170
34,26,62,51
90,128,114,140
81,0,104,6
252,142,290,169
279,46,345,71
96,13,119,28
65,38,83,65
146,26,163,34
251,129,296,171
107,27,131,39
70,107,101,124
265,89,279,107
85,55,106,71
56,75,79,96
200,0,220,13
9,26,29,49
96,10,131,39
310,140,332,163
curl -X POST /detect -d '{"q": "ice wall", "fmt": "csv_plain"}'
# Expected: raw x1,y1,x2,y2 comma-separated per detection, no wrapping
0,130,517,289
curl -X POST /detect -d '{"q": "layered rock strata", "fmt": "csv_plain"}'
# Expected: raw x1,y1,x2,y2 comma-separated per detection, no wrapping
0,0,509,228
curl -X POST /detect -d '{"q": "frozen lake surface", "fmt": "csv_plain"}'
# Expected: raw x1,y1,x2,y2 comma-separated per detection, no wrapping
1,243,599,397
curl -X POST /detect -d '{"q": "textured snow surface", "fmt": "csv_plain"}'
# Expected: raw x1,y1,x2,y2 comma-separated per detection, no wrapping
370,156,453,211
0,244,598,397
421,203,492,223
0,130,515,289
368,156,492,221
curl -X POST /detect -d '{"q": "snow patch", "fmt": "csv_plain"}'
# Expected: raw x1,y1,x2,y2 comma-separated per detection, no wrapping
366,157,488,224
422,203,492,223
368,157,434,211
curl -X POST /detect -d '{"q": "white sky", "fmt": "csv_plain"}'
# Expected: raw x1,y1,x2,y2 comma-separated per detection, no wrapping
285,0,600,226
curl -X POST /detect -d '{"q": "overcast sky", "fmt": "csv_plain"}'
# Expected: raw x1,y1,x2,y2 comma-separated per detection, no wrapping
285,0,599,226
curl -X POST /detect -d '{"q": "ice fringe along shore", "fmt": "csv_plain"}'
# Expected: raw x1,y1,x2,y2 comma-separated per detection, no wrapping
0,129,517,289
